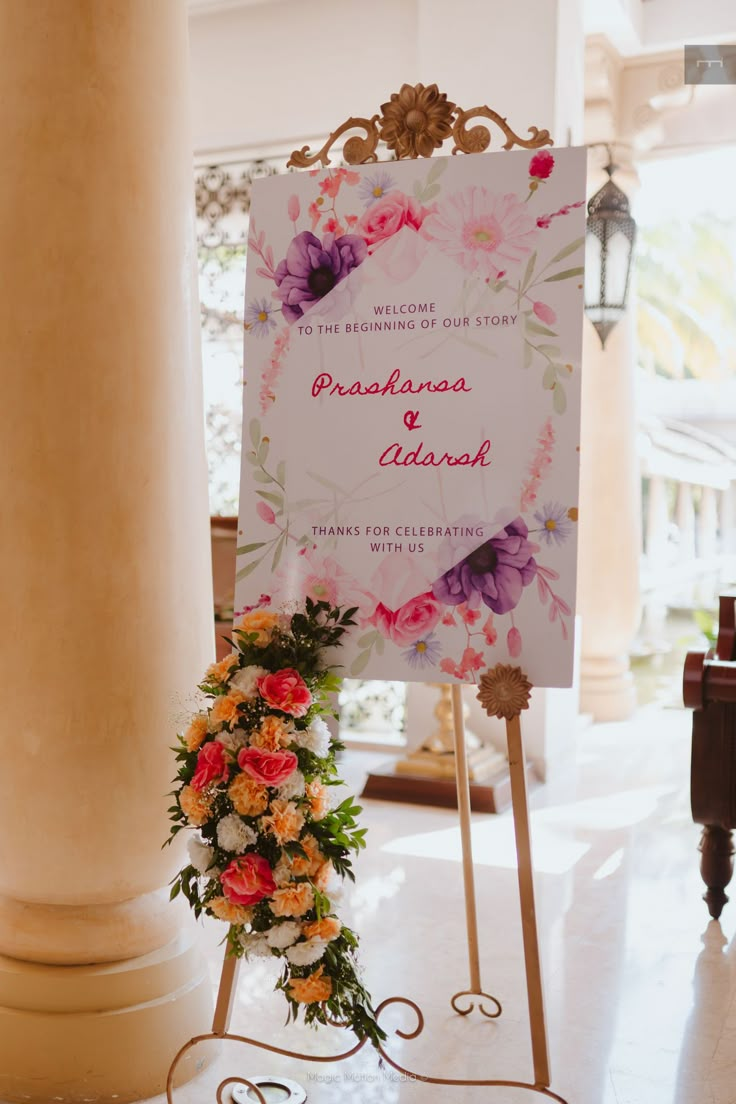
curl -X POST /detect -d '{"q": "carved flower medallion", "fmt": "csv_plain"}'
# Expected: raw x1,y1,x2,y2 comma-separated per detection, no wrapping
379,83,456,159
477,665,532,719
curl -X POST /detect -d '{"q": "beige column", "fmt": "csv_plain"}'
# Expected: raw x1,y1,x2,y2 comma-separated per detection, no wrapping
0,2,213,1100
577,301,641,721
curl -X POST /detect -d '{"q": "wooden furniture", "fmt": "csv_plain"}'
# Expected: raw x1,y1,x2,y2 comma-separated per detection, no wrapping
683,593,736,919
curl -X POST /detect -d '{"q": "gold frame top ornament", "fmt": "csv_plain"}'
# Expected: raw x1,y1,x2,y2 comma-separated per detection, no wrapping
287,82,553,168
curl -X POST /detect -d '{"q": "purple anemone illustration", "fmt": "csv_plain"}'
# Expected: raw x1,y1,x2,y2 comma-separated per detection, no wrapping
273,231,367,324
432,518,537,615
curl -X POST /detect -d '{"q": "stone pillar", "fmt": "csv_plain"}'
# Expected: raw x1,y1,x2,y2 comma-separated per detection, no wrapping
579,41,642,721
646,475,670,565
676,482,696,563
577,302,641,721
0,2,213,1100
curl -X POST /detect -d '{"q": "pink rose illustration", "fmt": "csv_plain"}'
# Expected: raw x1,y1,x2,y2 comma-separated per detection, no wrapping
191,741,230,792
237,746,299,787
357,192,432,249
221,854,276,906
392,592,442,646
258,668,312,717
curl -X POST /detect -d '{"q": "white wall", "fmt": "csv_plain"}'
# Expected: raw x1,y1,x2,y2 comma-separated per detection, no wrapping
189,0,583,157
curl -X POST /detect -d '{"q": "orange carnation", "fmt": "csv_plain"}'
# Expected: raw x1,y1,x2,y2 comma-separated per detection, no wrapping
209,690,247,730
288,964,333,1004
303,916,341,942
208,896,253,925
306,779,330,820
228,773,269,817
251,715,292,751
184,713,208,752
179,785,213,826
271,881,315,917
313,860,334,891
204,653,240,685
290,833,324,877
235,609,279,646
261,799,305,844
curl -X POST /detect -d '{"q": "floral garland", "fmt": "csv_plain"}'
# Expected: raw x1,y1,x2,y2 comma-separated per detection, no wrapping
166,599,385,1047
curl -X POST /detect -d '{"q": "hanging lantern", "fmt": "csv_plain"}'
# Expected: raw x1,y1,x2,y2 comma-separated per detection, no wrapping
584,161,637,349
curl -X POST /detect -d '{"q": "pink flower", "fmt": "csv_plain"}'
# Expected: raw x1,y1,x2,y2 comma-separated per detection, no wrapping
507,626,522,658
532,301,557,326
529,151,555,180
237,746,298,787
322,217,344,237
357,192,431,248
308,202,321,231
191,741,229,791
458,604,481,627
288,194,300,223
483,614,497,646
440,656,462,678
421,186,537,279
256,500,276,525
391,592,442,646
369,601,395,638
442,612,457,626
258,668,312,717
221,854,276,906
459,647,485,676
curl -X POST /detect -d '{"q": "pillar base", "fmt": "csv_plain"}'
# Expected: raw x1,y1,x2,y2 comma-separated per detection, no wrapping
0,929,213,1103
579,655,637,722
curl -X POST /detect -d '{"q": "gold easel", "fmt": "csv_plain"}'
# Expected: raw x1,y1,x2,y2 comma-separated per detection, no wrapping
167,84,567,1103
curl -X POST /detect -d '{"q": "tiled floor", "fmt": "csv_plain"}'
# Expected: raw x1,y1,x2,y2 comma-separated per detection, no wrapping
152,702,736,1104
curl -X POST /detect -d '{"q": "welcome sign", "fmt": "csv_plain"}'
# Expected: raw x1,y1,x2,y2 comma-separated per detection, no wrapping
235,148,586,686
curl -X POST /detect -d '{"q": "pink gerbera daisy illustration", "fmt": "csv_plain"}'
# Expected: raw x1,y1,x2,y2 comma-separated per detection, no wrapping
421,186,538,279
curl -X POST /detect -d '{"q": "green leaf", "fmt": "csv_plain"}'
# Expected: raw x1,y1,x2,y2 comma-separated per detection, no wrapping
307,471,346,494
422,182,441,202
542,363,557,389
544,266,584,283
552,382,567,414
236,541,265,555
356,631,377,648
526,321,557,337
235,558,263,581
523,340,534,369
271,532,286,572
549,236,585,265
256,490,283,508
537,343,560,356
426,158,447,185
256,439,270,464
413,180,424,199
521,251,537,292
276,460,286,486
249,418,261,449
350,650,371,677
375,635,384,656
252,469,272,483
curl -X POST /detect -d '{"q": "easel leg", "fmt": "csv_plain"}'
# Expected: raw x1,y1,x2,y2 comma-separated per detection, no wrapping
451,684,483,994
212,947,241,1035
506,714,550,1087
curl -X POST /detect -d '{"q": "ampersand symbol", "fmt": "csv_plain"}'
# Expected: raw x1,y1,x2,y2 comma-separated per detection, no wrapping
403,410,422,432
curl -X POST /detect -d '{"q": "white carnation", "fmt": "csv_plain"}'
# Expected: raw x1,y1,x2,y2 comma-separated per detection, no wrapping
216,728,248,753
187,836,215,875
295,717,331,758
266,921,302,949
273,858,293,887
239,932,272,959
277,769,306,801
217,814,257,854
285,938,328,967
229,665,267,698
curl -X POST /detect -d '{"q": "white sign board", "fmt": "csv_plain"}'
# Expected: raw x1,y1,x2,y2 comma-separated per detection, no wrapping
236,148,586,686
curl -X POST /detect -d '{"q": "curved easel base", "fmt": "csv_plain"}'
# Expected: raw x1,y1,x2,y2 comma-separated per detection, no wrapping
451,988,503,1018
166,997,569,1104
